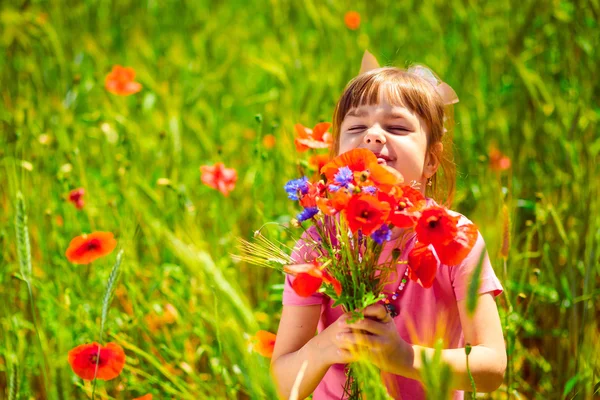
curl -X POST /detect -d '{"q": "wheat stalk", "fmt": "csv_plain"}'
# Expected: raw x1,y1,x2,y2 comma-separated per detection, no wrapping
92,249,124,400
14,191,49,396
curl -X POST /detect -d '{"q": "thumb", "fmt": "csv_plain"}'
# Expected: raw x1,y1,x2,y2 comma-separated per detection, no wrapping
362,303,389,322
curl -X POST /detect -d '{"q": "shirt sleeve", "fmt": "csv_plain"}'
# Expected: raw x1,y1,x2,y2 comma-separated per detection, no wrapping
282,227,325,306
450,230,503,302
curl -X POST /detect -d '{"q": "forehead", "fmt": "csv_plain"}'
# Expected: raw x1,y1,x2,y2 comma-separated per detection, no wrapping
344,101,418,121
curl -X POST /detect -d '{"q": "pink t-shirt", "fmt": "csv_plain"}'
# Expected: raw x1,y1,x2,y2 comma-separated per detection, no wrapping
282,198,503,400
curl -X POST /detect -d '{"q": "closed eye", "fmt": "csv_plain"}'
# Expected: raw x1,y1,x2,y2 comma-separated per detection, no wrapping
348,126,367,132
388,126,410,133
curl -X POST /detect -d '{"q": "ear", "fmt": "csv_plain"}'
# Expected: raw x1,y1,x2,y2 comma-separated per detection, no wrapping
424,142,443,178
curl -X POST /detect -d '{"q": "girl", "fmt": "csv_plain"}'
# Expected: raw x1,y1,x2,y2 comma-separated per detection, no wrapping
271,52,506,399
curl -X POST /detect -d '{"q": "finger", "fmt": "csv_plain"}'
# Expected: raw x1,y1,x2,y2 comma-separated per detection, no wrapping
345,318,388,336
337,331,382,348
336,312,354,325
362,304,390,322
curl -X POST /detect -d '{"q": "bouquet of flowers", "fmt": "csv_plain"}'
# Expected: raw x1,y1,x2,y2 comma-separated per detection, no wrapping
238,148,478,399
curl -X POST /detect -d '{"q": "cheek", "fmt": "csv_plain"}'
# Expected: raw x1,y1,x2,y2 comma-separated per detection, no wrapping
338,133,362,153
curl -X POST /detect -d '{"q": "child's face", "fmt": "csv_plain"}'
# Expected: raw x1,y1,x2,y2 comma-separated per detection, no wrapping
338,98,440,190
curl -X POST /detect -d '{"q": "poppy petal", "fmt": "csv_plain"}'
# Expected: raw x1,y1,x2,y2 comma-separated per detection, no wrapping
433,223,479,265
320,148,378,182
408,243,438,288
253,330,277,357
291,273,323,297
67,342,125,381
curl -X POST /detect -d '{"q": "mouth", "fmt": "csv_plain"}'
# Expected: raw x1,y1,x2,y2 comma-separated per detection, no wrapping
374,153,394,165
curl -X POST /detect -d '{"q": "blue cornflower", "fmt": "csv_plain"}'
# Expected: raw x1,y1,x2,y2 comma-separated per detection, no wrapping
284,177,309,201
297,207,319,222
328,184,341,192
362,186,377,195
371,224,391,245
333,167,353,188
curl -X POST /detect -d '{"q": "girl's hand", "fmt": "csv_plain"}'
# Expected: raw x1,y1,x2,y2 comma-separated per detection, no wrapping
336,304,415,375
313,312,365,366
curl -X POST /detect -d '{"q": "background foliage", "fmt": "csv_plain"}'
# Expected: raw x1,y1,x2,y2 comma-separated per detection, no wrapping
1,0,599,398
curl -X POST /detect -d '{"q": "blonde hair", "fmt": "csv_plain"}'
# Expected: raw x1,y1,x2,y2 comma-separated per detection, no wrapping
331,66,456,206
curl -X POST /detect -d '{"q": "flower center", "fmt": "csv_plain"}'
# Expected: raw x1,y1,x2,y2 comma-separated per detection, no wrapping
86,239,101,251
428,219,439,229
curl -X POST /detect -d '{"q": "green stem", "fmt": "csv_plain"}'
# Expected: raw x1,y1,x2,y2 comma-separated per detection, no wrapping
465,343,477,399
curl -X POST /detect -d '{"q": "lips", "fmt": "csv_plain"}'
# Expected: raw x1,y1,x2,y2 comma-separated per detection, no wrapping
374,154,393,165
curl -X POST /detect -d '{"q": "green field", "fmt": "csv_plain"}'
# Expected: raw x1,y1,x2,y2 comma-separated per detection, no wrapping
1,0,599,398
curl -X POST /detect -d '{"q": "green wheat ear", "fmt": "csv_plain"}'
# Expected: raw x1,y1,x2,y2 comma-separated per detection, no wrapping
15,192,32,283
92,249,124,400
8,355,19,400
14,191,49,394
100,249,124,341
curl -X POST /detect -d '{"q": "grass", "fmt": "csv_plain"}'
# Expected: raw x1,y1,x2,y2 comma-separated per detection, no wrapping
1,0,599,398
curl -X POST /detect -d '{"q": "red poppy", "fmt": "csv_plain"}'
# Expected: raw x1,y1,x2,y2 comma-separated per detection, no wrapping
294,122,333,152
434,223,479,266
365,163,404,191
343,194,390,235
408,242,438,288
344,11,361,30
133,395,153,400
105,65,142,96
252,330,276,357
284,261,342,297
317,197,337,216
200,162,238,196
68,188,85,209
381,185,426,228
65,232,117,264
321,148,377,182
309,154,330,173
68,342,126,381
489,147,511,172
415,206,459,247
416,207,479,265
299,181,326,208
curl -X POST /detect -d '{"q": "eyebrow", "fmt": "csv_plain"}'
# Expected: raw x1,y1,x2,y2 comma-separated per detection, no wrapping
387,111,411,120
346,108,369,118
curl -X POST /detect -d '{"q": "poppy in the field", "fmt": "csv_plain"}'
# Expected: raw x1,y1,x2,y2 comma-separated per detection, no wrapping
489,147,511,172
68,342,126,380
252,330,277,357
65,232,117,264
294,122,333,152
68,188,85,209
262,134,276,149
105,65,142,96
200,162,238,196
344,11,361,30
133,394,153,400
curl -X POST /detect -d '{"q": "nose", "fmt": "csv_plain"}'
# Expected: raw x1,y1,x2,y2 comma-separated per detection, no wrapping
363,127,386,145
